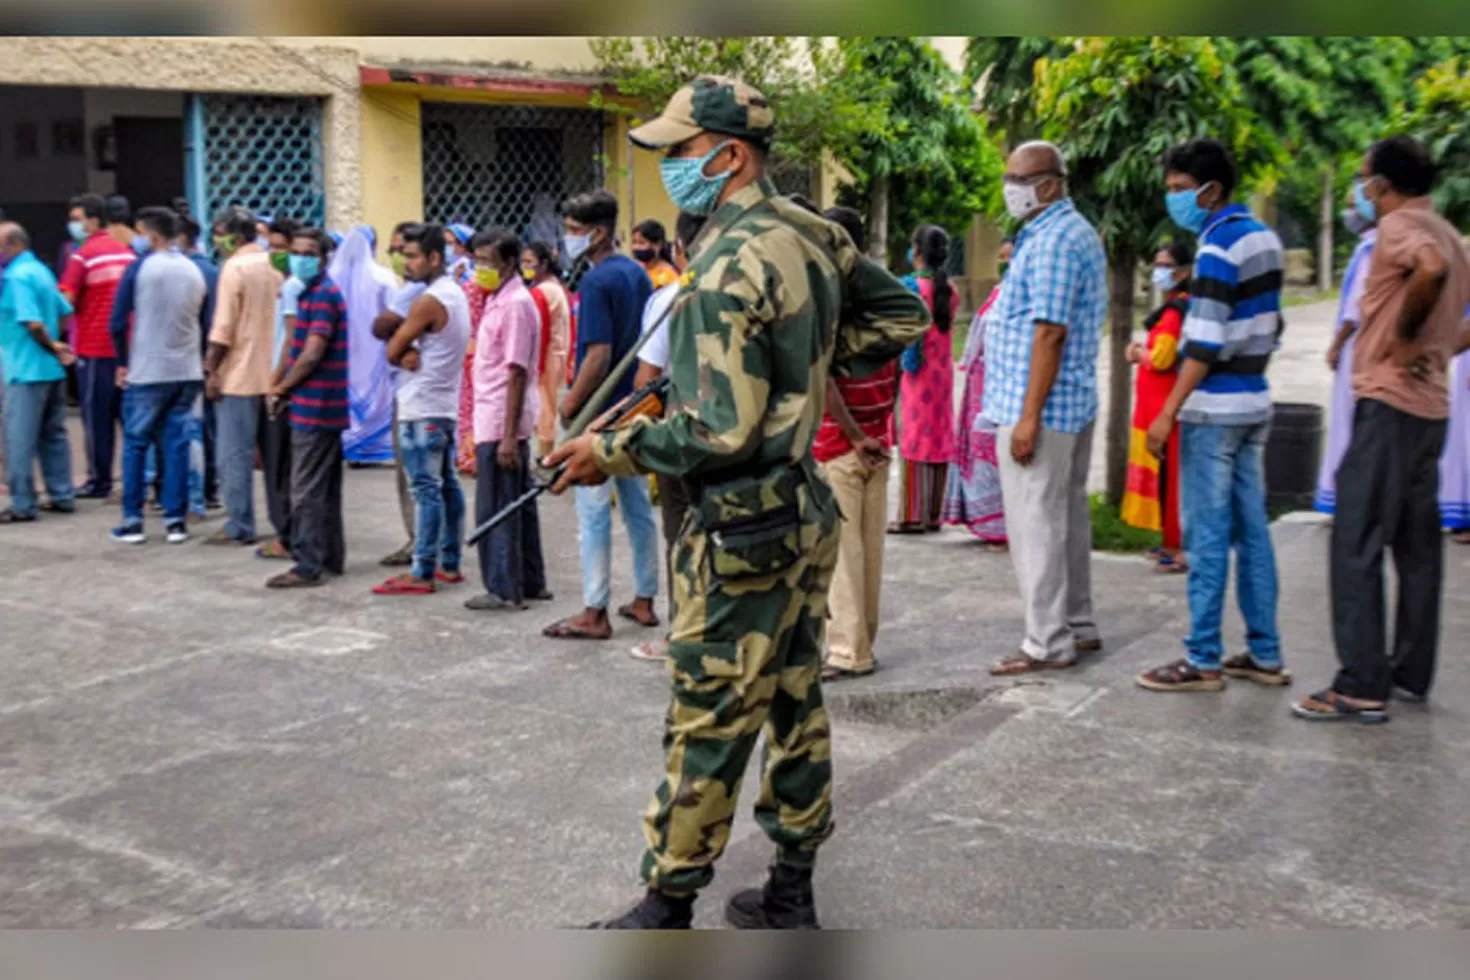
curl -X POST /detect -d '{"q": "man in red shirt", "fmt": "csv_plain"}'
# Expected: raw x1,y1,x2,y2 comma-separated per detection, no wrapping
815,206,900,682
59,193,135,498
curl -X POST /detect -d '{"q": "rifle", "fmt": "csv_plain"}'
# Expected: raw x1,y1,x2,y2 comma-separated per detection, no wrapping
464,286,682,547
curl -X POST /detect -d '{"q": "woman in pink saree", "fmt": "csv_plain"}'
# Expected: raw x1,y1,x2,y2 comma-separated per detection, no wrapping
941,238,1011,548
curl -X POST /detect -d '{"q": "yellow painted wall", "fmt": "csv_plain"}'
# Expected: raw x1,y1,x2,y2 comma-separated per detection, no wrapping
357,83,675,249
359,88,422,244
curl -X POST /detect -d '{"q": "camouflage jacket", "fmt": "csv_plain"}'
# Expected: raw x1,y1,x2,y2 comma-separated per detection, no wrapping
593,178,929,483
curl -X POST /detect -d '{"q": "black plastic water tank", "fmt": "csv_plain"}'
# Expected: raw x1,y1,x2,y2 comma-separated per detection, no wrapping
1265,402,1323,511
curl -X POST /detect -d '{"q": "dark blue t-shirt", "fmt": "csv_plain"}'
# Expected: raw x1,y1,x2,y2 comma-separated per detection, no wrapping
575,253,651,402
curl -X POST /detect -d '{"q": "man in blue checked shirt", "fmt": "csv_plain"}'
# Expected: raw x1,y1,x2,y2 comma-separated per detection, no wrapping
1137,139,1289,695
984,141,1109,678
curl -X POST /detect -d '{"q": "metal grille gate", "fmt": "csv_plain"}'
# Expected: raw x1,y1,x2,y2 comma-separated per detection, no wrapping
185,94,326,230
421,103,605,244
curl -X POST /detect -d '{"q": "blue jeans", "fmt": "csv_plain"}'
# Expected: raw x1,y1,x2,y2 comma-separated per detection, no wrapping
215,394,261,541
1180,420,1282,671
3,380,73,517
574,476,660,609
143,393,206,516
121,381,200,525
399,418,464,579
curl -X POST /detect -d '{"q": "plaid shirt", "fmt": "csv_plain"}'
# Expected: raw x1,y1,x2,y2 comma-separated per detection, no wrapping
982,199,1107,434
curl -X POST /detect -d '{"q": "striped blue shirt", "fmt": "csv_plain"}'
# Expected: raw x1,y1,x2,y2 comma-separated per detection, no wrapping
1178,204,1285,426
983,199,1108,434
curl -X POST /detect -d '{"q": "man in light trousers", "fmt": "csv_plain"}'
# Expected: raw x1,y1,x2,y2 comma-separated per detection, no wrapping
983,141,1109,676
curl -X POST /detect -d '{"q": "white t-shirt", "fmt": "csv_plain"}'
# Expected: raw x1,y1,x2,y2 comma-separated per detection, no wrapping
638,282,679,373
395,276,470,422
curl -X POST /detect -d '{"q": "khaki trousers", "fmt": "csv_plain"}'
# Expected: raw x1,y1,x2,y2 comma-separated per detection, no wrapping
820,449,889,672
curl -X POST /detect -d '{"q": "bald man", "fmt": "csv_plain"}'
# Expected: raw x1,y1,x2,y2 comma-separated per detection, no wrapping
983,141,1109,677
1,222,77,523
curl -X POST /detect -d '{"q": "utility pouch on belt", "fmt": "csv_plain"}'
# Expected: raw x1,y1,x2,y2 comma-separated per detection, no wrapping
698,465,804,579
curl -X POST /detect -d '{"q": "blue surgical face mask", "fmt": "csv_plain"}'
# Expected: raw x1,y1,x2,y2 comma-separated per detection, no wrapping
906,246,915,266
1165,182,1216,234
1352,179,1377,224
131,234,150,255
1151,266,1178,293
67,220,87,243
659,142,736,217
563,233,591,262
288,254,321,281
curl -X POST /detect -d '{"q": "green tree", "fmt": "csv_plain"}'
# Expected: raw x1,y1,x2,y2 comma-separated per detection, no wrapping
963,36,1071,145
589,37,888,183
834,37,1004,262
1401,58,1470,231
1225,37,1416,288
1032,37,1270,505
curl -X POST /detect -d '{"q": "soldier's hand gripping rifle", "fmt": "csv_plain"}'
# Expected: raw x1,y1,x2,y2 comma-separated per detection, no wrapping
465,289,680,547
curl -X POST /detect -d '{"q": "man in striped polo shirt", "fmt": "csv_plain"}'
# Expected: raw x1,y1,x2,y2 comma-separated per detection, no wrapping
1138,139,1289,694
264,228,349,589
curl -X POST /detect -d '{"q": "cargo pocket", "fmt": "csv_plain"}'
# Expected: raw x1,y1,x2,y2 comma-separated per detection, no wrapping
698,467,803,580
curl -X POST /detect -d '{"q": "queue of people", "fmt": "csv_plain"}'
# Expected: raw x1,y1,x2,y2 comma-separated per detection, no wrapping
3,133,1466,731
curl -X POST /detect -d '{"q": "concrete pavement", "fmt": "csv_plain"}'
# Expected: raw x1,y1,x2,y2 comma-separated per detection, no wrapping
5,296,1469,927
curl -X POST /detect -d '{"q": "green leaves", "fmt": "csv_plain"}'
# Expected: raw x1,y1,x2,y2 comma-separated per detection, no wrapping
1401,57,1470,230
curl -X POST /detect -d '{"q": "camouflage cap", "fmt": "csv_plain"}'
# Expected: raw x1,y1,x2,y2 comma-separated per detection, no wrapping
629,75,775,150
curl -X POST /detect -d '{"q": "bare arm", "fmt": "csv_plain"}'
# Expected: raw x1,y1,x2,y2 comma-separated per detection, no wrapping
25,321,69,361
276,334,328,393
632,361,662,391
825,376,867,446
562,343,610,420
386,293,446,366
1020,322,1067,423
372,309,404,341
502,365,528,447
1457,319,1470,356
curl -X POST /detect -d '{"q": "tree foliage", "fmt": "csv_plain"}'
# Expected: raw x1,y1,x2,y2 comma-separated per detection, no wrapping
834,37,1004,259
1401,57,1470,231
964,36,1071,145
1034,37,1267,259
588,37,888,176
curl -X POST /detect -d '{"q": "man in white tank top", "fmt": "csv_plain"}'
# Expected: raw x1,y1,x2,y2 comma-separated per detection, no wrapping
371,223,471,596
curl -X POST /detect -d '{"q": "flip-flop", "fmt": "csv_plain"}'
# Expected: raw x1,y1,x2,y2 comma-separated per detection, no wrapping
886,523,924,535
372,575,436,596
435,570,465,585
1291,689,1388,724
822,662,877,682
255,540,291,561
1452,532,1470,545
617,602,660,628
990,652,1077,677
543,617,613,640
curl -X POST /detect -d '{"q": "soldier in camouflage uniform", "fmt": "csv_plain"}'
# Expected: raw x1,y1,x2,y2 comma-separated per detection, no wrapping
548,75,929,929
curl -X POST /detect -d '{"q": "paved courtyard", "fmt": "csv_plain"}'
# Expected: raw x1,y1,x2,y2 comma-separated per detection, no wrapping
3,300,1469,928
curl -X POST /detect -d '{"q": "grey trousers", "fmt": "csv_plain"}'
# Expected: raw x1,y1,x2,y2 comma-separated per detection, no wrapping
996,420,1098,661
215,394,261,542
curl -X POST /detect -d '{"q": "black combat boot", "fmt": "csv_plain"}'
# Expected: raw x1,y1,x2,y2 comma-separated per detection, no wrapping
724,863,820,929
589,889,695,929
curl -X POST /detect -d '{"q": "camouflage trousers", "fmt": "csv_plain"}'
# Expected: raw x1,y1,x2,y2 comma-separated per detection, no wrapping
640,481,841,897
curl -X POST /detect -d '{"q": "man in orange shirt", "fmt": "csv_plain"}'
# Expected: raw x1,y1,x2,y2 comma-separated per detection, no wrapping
1295,137,1470,724
203,206,284,545
59,193,135,498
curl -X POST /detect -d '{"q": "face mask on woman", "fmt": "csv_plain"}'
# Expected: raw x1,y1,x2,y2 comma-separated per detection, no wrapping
632,246,656,263
1150,266,1178,293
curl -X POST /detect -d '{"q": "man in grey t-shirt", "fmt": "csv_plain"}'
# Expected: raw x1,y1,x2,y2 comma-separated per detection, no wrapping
107,206,207,545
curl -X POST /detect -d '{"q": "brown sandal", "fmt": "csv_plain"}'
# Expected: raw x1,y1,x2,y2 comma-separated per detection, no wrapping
543,616,613,641
1136,658,1224,692
617,600,660,629
989,652,1077,677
